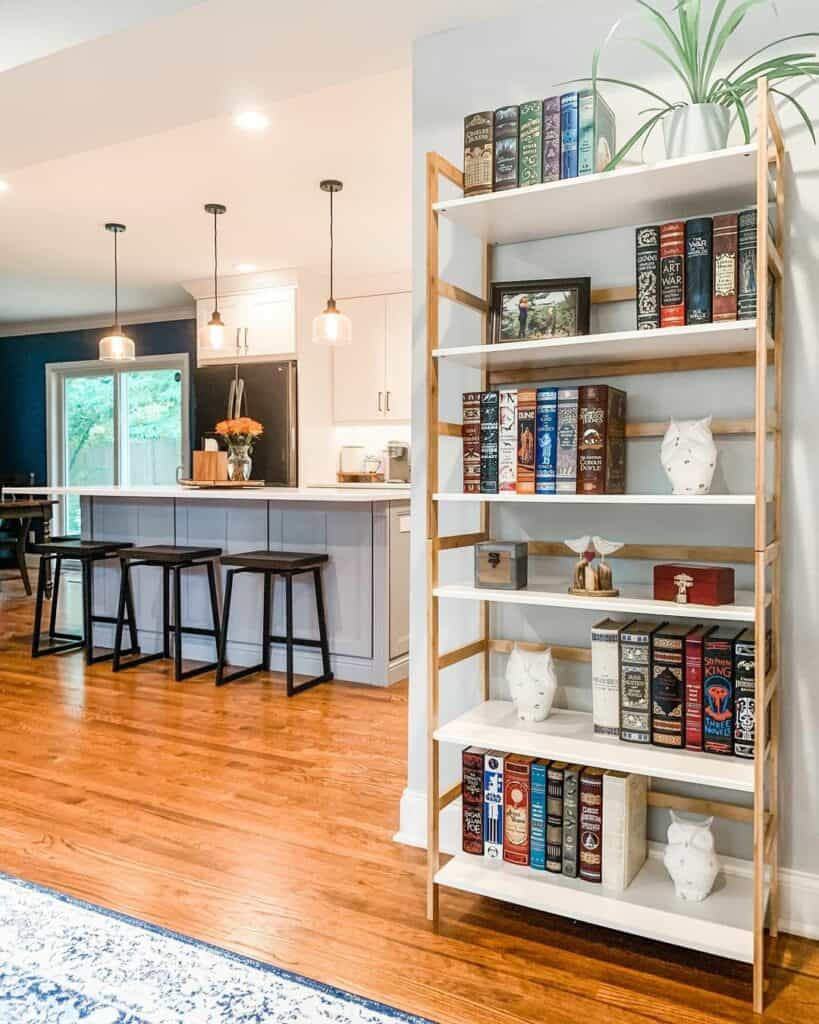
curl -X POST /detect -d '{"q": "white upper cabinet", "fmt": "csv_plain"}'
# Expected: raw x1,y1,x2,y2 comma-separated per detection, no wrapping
384,291,412,421
197,286,296,364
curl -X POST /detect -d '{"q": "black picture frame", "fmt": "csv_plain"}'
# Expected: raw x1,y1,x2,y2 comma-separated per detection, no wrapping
489,277,591,344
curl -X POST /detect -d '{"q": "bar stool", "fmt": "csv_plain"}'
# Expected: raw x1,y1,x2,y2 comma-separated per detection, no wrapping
29,537,138,665
112,544,222,682
216,550,333,695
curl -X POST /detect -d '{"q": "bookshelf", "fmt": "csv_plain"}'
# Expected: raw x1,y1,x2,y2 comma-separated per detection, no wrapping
425,79,783,1014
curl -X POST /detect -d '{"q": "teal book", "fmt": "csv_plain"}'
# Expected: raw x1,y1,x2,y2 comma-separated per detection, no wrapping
578,90,616,176
530,759,548,870
535,387,558,494
518,100,543,186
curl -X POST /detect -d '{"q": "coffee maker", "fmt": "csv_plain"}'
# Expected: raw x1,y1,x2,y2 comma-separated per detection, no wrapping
384,441,410,483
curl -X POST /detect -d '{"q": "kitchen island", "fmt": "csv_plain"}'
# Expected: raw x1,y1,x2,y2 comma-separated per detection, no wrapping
6,485,411,686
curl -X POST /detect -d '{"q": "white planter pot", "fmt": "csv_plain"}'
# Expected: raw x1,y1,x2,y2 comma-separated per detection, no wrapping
663,104,731,159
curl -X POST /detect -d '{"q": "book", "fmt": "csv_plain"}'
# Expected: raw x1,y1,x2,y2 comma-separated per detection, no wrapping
535,387,558,494
546,761,566,873
703,627,744,755
591,618,631,736
542,96,561,182
579,766,605,883
578,89,615,175
562,764,582,878
483,751,505,860
479,391,499,494
602,772,648,891
713,213,738,321
660,221,685,327
462,392,481,493
498,389,518,493
737,208,758,320
685,217,713,325
518,100,543,187
560,92,579,179
734,628,771,760
462,747,486,855
516,388,537,495
685,625,715,751
530,759,549,870
635,225,661,330
463,112,494,197
652,623,697,748
503,754,535,866
576,384,626,494
556,387,579,493
620,620,662,744
493,105,519,191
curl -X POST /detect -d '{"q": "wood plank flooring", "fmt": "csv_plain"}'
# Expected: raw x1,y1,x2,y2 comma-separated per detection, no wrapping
0,579,816,1023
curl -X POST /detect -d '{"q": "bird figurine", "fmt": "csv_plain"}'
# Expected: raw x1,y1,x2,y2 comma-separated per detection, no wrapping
592,536,624,591
564,534,621,596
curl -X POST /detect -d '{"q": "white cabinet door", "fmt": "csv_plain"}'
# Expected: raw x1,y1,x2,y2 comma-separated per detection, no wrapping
384,291,412,421
243,287,296,358
197,294,246,363
332,295,387,423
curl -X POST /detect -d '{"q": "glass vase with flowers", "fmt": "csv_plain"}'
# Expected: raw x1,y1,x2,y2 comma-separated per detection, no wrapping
215,417,264,481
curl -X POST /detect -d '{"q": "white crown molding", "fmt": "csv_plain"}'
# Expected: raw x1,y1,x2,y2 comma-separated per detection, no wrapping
0,306,195,339
181,268,299,301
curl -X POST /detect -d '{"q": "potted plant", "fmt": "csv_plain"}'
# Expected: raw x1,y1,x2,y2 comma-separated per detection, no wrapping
215,416,264,481
576,0,818,164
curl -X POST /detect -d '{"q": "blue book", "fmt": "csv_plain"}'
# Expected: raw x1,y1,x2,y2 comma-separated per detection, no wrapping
530,760,548,870
560,92,579,179
535,387,558,494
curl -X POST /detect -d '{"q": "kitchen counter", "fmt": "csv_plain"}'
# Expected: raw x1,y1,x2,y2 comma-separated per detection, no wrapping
7,484,410,503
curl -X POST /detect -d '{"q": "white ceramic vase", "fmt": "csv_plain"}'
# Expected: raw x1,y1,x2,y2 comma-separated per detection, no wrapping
505,645,557,723
661,416,718,495
663,104,730,159
663,811,722,902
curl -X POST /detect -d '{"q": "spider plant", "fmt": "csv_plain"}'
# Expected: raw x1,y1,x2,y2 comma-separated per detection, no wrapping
570,0,819,167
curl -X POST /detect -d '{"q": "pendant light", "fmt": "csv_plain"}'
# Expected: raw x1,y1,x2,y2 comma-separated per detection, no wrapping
204,202,227,350
99,223,135,362
312,179,352,346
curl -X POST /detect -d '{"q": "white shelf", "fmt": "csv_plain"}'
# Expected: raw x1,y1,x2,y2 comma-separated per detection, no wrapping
435,851,760,962
434,700,754,792
434,144,758,244
434,492,760,505
433,320,763,371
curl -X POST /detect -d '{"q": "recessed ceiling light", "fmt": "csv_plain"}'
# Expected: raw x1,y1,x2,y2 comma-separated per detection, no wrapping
235,263,258,273
0,180,9,193
234,110,269,132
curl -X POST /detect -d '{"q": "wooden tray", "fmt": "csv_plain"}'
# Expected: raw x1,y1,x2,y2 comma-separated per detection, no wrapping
178,479,266,489
337,472,385,483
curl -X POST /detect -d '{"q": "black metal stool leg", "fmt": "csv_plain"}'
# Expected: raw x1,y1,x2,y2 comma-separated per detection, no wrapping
215,568,235,686
207,560,221,651
172,566,183,681
81,559,94,664
162,565,171,658
31,557,47,657
48,557,62,639
313,566,332,680
124,569,139,654
262,570,273,671
112,559,128,671
31,554,83,659
285,573,295,696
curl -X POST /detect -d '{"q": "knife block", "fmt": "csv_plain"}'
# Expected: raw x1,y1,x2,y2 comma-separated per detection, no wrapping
192,450,228,482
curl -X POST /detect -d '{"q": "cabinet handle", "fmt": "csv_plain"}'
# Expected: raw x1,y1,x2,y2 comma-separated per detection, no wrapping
378,391,383,412
244,327,249,355
385,390,391,413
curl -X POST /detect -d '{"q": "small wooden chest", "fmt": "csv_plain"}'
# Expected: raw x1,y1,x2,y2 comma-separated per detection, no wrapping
653,563,735,606
475,541,528,590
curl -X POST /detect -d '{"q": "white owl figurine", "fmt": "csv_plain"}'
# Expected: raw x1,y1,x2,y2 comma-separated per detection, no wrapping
506,645,557,723
661,416,718,495
663,811,722,902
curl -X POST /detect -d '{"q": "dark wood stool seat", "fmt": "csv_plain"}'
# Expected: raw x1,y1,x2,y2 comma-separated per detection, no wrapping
113,544,222,682
30,537,132,559
216,550,333,694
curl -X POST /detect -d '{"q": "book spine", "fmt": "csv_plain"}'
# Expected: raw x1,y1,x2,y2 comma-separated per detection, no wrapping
685,633,705,751
703,638,735,755
560,92,579,179
535,387,558,494
604,387,626,494
462,392,481,494
591,624,621,736
483,752,504,860
713,213,738,321
620,631,652,744
737,208,758,320
651,633,686,748
493,106,519,191
685,217,713,324
635,225,661,330
503,758,531,866
576,385,607,494
461,748,484,855
579,770,603,883
601,773,625,890
733,637,756,759
498,389,518,493
463,112,494,197
562,765,581,878
546,763,564,872
556,387,579,493
479,392,499,494
542,96,561,183
518,100,543,187
578,89,595,176
660,221,685,327
594,93,616,173
530,761,548,870
516,389,537,494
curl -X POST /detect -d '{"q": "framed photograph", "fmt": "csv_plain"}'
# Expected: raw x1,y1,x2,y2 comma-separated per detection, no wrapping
489,277,591,344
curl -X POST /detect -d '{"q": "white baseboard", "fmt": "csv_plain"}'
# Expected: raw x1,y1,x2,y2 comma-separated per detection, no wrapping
395,786,819,941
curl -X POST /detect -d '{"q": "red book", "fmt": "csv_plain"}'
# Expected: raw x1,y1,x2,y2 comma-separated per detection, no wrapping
685,625,714,751
576,385,626,495
461,747,486,855
579,766,604,883
713,213,738,321
503,754,535,866
462,392,481,493
660,221,685,327
653,563,735,606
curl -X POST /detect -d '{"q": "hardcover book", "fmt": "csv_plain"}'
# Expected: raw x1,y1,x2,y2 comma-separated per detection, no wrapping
546,761,566,873
483,751,505,860
498,389,518,493
685,625,715,751
535,387,558,494
463,112,494,197
518,100,543,187
713,213,738,321
620,620,662,744
734,627,771,760
562,764,582,878
479,391,499,494
635,225,661,330
516,388,537,494
503,754,535,866
530,759,549,870
578,89,615,175
579,766,605,883
703,627,744,755
542,96,561,182
462,746,487,855
601,772,648,892
556,387,579,493
652,623,697,748
493,105,519,191
685,217,713,325
576,385,626,494
462,392,481,494
591,618,631,736
660,221,685,327
737,208,758,321
560,92,579,179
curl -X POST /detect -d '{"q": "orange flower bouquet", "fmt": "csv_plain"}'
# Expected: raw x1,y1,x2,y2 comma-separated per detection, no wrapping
214,417,264,481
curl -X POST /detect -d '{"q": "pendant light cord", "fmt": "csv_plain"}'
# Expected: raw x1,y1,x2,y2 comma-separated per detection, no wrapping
213,209,219,312
113,229,119,326
329,187,334,302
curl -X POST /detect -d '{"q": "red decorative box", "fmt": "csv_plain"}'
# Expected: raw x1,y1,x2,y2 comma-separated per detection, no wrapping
653,564,735,606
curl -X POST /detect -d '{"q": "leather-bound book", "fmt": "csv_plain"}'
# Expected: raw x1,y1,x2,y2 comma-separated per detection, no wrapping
660,221,685,327
620,620,662,744
530,759,549,870
493,106,519,191
685,625,715,751
503,754,535,866
461,747,487,855
498,389,518,493
685,217,713,324
734,628,772,760
463,112,494,197
516,388,537,494
703,627,744,755
542,96,561,182
576,384,626,494
546,761,567,873
479,392,499,494
462,392,481,493
652,623,697,748
737,208,758,320
579,767,605,883
562,764,582,878
556,387,579,493
635,225,660,330
713,213,739,321
518,100,543,186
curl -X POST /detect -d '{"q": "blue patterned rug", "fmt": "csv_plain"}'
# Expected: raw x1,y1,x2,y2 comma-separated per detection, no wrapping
0,873,434,1023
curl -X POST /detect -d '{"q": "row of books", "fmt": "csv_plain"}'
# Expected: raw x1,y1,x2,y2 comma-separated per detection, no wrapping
463,748,647,890
463,385,626,495
463,91,616,197
592,620,770,758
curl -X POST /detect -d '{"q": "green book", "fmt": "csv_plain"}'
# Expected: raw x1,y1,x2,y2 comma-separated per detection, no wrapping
578,90,616,176
518,100,543,186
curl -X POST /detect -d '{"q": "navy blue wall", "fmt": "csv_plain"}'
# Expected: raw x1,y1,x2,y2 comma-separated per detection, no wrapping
0,319,196,483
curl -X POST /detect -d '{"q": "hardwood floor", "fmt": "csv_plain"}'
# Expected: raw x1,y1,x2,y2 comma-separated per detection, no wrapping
0,578,816,1023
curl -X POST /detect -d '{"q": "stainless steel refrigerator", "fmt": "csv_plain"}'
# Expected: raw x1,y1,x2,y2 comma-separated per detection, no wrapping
193,361,298,486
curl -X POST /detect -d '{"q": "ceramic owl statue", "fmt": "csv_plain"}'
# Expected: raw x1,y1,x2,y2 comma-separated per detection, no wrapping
505,645,557,723
661,416,718,495
663,811,721,902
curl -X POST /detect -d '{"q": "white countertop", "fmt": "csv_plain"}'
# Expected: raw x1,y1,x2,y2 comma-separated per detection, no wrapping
3,485,411,504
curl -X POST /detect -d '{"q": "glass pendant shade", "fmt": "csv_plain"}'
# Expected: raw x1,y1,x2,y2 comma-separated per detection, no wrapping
206,312,225,349
99,328,135,362
312,300,352,346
